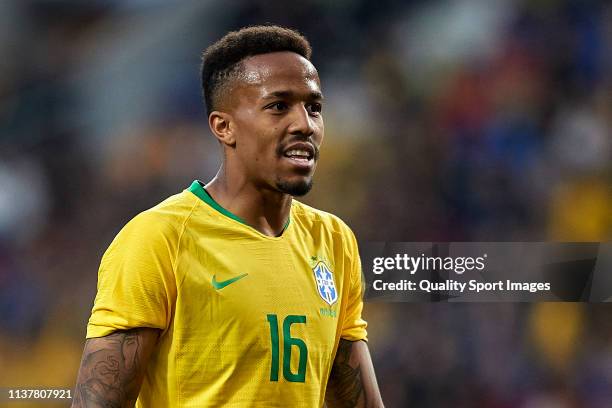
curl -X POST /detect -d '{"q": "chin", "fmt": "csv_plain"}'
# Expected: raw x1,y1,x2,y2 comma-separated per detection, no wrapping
276,177,313,197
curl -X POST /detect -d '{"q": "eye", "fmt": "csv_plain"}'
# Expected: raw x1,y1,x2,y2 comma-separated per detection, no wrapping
306,102,322,116
266,101,289,112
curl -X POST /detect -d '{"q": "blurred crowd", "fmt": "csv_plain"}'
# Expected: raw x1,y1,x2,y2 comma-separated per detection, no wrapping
0,0,610,406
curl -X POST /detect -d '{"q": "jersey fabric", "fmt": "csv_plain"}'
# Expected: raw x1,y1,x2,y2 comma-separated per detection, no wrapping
87,180,367,408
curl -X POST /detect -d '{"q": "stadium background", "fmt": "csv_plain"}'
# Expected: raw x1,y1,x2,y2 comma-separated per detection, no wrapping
0,0,610,406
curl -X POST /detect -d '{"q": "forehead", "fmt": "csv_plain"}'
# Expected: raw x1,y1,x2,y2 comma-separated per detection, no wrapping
236,51,321,98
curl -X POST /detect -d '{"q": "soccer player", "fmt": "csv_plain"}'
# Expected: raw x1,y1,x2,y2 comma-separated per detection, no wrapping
72,25,384,408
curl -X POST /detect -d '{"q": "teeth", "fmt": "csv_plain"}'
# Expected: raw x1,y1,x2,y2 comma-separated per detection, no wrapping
285,149,310,158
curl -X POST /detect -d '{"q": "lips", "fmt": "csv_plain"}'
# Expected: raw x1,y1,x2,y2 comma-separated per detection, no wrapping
279,141,317,170
282,142,315,161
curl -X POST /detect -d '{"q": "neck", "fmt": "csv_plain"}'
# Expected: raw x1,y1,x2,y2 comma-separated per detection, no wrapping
204,165,292,237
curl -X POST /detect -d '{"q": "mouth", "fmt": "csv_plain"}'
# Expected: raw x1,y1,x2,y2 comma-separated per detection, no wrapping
281,142,316,168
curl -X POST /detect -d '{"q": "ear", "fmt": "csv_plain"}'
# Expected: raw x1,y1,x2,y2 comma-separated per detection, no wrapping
209,111,236,147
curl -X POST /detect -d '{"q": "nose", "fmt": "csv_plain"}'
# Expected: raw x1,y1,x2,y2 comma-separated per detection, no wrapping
287,104,315,137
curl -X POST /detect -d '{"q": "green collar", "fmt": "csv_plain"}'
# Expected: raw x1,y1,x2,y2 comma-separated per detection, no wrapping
187,180,290,233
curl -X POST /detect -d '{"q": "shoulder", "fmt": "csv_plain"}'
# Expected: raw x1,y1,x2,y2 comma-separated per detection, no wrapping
112,190,200,246
291,200,356,240
143,189,200,224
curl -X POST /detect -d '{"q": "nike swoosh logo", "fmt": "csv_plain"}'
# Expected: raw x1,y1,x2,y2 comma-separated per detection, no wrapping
212,273,248,290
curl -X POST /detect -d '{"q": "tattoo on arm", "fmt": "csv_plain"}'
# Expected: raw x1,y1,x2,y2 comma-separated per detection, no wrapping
72,328,158,408
326,339,364,407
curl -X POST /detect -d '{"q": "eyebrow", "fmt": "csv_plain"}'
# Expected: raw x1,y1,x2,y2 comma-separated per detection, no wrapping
261,90,324,101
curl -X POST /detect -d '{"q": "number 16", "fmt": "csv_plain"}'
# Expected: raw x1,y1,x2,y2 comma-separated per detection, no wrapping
266,314,308,383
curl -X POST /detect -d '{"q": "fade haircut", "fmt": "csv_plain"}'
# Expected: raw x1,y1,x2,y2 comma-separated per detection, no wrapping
201,25,312,115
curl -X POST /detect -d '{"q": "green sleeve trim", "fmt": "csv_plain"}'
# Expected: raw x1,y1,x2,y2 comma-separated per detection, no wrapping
187,180,291,233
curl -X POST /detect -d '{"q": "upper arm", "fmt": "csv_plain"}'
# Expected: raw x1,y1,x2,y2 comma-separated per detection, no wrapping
326,339,384,408
326,225,382,406
77,212,178,406
72,328,160,408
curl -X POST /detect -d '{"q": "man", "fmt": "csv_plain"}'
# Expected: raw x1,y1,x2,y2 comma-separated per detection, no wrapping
73,25,384,408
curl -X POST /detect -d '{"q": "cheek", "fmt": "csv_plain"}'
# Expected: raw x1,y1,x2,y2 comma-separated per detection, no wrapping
239,132,278,164
314,122,324,144
233,114,280,162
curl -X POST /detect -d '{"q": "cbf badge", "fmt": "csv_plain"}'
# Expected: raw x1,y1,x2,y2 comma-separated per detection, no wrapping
313,261,337,305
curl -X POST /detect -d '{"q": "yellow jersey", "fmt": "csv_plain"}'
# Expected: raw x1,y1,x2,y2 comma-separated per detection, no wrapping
87,180,367,407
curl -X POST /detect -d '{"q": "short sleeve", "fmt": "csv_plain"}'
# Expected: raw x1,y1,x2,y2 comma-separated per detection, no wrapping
340,228,368,342
86,211,178,338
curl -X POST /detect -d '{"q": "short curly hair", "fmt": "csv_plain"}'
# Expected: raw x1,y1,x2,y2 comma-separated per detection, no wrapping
201,25,312,115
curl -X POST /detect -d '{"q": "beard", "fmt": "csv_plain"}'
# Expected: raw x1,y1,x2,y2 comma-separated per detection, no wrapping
275,177,313,197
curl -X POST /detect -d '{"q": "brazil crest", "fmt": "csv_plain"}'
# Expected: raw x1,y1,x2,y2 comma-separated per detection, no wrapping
313,261,337,305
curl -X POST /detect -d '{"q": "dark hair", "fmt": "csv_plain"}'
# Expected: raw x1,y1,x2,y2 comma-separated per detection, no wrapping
201,25,312,115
